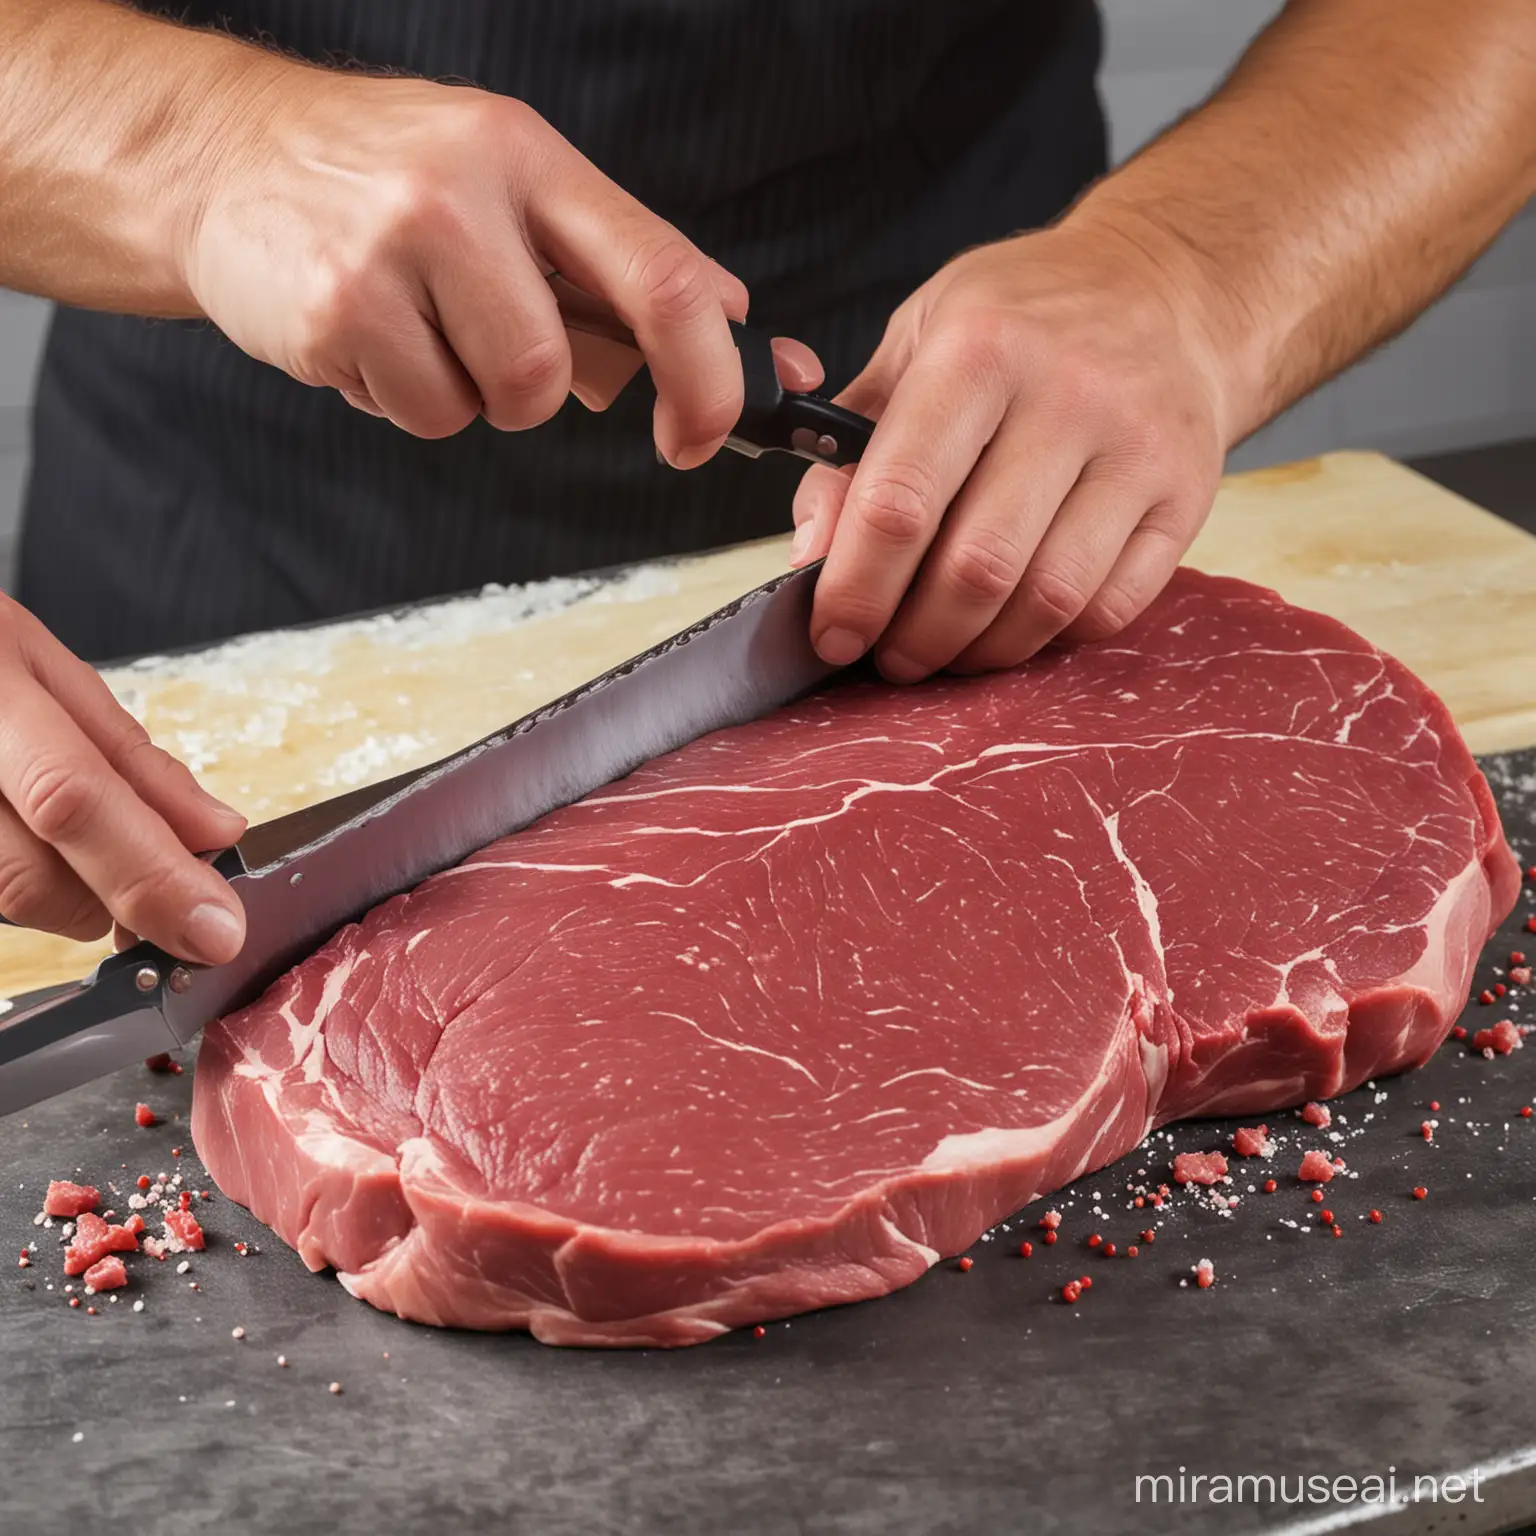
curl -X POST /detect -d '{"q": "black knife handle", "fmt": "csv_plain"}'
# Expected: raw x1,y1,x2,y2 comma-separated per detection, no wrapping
725,322,874,469
546,272,876,469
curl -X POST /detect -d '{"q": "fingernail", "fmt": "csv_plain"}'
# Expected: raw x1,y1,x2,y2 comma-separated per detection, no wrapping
816,627,868,667
184,901,245,964
789,521,816,566
878,650,927,685
192,781,244,823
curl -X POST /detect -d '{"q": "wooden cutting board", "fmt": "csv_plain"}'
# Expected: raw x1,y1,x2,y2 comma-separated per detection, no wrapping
2,449,1532,996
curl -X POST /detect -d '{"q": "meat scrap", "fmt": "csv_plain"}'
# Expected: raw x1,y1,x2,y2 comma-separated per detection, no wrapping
162,1211,206,1253
1472,1020,1522,1056
63,1213,139,1276
191,570,1520,1346
1231,1125,1274,1158
1298,1150,1337,1184
1173,1151,1230,1186
43,1182,100,1219
83,1256,127,1292
1300,1102,1331,1129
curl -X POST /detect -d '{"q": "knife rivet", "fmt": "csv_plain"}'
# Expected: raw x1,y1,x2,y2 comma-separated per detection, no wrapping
815,433,838,459
134,966,160,993
290,872,305,887
168,966,194,995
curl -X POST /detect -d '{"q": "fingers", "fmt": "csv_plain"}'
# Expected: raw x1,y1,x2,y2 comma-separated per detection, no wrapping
0,675,246,964
810,346,1008,667
770,337,823,394
22,623,247,855
0,798,109,942
871,425,1086,681
529,170,745,468
1060,501,1198,644
789,328,909,567
951,471,1157,674
351,299,483,440
789,464,853,567
429,241,574,431
566,331,646,412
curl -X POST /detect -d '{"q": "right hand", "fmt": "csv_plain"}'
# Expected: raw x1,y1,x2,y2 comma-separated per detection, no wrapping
0,594,248,964
185,69,755,466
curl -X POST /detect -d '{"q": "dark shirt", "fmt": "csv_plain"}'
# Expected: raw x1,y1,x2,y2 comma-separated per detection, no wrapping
20,0,1106,659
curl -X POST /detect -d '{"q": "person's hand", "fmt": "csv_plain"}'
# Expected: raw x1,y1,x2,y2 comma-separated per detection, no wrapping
0,595,247,961
790,212,1239,680
185,70,764,465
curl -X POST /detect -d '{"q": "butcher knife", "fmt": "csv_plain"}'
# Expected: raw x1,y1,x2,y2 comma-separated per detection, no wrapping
0,307,879,1116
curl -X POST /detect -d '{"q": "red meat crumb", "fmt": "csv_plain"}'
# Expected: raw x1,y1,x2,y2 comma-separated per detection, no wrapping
64,1212,139,1274
1472,1020,1522,1056
1511,967,1533,986
134,1103,156,1128
122,1214,146,1237
1194,1259,1215,1289
1300,1102,1331,1129
163,1210,205,1252
1173,1151,1229,1186
1232,1125,1274,1158
1038,1210,1062,1230
83,1256,127,1292
42,1181,100,1219
1298,1150,1336,1183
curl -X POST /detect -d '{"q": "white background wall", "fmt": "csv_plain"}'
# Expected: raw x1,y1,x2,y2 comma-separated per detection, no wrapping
0,0,1531,586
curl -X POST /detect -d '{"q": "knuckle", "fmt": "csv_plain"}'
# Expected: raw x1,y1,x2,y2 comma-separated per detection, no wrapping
297,260,373,363
851,466,936,548
944,527,1026,605
1022,564,1093,630
484,333,570,423
0,859,59,929
109,864,182,938
626,235,712,325
18,761,101,845
1074,584,1144,640
104,718,160,775
934,310,1014,376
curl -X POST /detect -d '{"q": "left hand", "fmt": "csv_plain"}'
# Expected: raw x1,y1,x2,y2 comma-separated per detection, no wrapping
791,212,1240,681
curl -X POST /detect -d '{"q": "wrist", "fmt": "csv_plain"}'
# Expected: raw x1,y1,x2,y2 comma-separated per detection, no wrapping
1059,192,1267,449
159,38,296,317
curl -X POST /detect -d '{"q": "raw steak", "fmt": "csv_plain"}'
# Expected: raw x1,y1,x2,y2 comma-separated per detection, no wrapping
192,570,1519,1345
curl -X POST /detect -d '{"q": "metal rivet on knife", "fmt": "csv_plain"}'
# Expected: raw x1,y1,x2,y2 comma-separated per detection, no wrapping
290,872,304,887
134,966,159,993
815,434,838,459
790,427,819,456
168,966,194,995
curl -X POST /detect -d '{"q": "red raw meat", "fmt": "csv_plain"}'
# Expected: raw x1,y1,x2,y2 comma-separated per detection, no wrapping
162,1211,205,1252
1300,1102,1331,1128
43,1181,99,1219
83,1256,127,1292
1298,1150,1337,1183
1173,1151,1229,1186
192,571,1518,1346
1473,1020,1522,1055
1231,1126,1272,1158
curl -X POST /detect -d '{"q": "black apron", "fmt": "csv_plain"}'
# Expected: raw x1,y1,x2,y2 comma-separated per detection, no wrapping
20,1,1107,660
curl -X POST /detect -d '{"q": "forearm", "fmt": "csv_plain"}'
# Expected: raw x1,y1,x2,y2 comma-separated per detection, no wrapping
0,0,284,314
1070,0,1536,445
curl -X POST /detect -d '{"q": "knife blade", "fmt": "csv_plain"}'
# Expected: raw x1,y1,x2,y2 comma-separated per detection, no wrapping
0,562,837,1116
